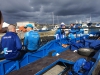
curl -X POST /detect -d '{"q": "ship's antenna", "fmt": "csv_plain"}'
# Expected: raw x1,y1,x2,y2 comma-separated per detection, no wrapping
57,16,59,24
38,14,40,24
52,12,54,26
90,15,91,22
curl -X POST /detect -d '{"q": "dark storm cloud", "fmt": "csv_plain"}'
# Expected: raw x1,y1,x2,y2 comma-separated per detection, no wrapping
1,0,100,24
55,0,97,16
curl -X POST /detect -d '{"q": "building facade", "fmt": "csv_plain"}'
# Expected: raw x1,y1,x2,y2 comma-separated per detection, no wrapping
16,21,35,27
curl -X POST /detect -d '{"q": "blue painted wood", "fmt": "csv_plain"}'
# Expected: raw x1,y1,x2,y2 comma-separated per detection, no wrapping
88,51,100,75
0,63,4,75
35,50,100,75
0,38,70,75
5,63,16,74
35,59,75,75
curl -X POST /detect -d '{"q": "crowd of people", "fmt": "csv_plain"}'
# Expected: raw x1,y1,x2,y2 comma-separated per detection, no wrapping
55,22,84,40
0,24,40,60
55,22,100,52
0,22,100,60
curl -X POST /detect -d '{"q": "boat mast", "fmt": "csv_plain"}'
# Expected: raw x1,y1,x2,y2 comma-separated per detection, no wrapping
38,14,40,24
52,12,54,26
90,15,91,22
57,16,59,25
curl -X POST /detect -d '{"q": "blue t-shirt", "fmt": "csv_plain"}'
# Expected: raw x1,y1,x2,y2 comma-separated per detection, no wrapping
24,30,40,51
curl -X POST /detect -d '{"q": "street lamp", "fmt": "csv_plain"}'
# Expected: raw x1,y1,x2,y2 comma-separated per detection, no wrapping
31,7,33,21
52,12,54,26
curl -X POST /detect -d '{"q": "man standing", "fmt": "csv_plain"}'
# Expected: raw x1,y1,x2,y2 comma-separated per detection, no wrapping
55,22,66,40
1,25,22,60
24,24,40,52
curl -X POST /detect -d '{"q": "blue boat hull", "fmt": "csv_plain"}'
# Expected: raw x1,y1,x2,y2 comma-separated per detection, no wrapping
35,50,100,75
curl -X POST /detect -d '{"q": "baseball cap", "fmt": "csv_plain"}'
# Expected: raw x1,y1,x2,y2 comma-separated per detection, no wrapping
25,24,33,28
61,22,65,25
60,22,65,28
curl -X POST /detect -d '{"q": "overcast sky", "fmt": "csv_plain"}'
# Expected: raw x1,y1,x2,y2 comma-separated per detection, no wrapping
1,0,100,24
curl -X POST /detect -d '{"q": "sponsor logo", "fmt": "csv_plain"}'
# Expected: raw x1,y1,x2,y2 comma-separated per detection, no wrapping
3,36,11,39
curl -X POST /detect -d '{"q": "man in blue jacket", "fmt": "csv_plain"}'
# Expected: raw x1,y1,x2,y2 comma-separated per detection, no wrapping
1,25,23,60
24,24,40,52
55,22,66,40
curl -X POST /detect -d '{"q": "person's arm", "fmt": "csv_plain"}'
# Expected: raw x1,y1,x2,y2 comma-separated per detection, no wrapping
23,33,28,47
61,40,71,48
15,35,22,51
0,40,3,53
97,37,100,39
62,44,69,48
55,29,60,40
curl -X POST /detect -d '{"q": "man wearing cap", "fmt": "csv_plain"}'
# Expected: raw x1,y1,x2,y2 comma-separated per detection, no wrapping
55,22,66,40
1,25,24,60
24,24,40,52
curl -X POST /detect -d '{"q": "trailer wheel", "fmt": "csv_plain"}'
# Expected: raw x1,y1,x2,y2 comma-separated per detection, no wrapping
78,48,95,57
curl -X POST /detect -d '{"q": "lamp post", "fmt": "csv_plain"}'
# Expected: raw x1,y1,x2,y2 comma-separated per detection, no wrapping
57,16,59,25
38,14,39,24
31,7,33,21
52,12,54,26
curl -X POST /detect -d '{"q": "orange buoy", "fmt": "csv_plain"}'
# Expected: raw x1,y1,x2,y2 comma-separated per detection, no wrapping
19,26,27,32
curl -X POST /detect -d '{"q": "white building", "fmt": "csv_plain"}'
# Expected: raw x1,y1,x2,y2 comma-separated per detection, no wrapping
2,22,9,28
16,21,35,27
